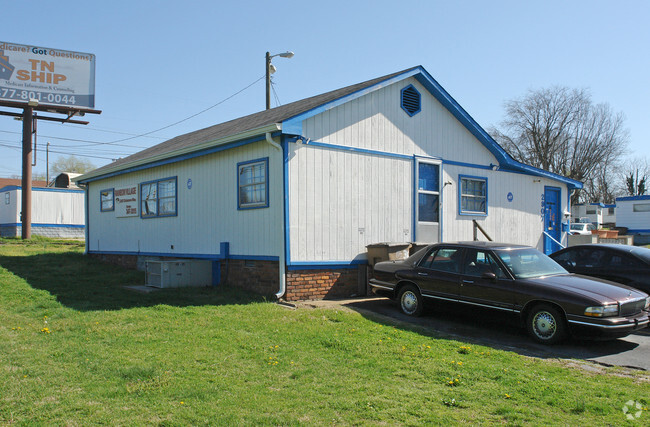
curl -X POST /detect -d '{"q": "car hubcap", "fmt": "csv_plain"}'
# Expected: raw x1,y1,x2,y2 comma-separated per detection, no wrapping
401,291,418,314
532,311,556,339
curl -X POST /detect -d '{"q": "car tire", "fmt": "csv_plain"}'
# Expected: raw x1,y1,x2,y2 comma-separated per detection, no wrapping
398,285,424,317
526,304,567,344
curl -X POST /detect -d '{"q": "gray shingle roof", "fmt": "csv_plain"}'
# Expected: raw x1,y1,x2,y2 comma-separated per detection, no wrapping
86,66,419,180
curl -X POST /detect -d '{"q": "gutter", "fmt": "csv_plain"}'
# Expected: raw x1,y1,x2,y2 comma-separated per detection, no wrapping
266,132,286,300
75,123,282,184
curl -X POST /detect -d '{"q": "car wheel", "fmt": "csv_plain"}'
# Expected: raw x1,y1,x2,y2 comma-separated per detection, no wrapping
526,304,567,344
398,285,424,316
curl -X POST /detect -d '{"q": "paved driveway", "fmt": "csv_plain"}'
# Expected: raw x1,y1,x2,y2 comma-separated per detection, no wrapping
304,297,650,371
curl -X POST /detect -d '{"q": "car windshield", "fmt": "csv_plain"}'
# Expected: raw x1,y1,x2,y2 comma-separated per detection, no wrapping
495,248,567,279
569,224,585,230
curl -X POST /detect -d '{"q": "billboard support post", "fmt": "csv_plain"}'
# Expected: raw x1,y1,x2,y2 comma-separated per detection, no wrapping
21,105,32,239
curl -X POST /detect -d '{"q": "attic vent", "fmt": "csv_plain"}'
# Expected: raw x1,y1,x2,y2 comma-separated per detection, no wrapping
401,84,421,116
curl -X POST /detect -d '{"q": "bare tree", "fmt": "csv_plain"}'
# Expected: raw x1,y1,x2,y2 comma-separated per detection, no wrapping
622,157,648,196
490,87,628,203
51,155,95,175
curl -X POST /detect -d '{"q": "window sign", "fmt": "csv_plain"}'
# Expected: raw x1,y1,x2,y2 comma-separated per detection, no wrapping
115,185,138,217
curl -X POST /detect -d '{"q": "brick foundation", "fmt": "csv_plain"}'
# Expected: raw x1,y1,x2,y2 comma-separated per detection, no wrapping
221,259,279,298
285,268,361,301
88,253,364,301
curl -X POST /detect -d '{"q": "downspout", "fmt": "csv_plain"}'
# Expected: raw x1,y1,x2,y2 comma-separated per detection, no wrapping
266,132,286,300
78,182,90,254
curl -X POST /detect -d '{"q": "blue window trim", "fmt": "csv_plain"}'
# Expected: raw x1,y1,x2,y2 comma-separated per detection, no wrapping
401,84,421,117
100,188,114,212
140,176,178,219
237,157,269,210
458,174,488,217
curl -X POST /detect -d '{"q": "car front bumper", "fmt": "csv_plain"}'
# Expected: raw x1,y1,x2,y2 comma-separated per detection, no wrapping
567,311,650,339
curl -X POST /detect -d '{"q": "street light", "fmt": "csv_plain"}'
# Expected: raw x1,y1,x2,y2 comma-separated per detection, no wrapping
266,51,294,110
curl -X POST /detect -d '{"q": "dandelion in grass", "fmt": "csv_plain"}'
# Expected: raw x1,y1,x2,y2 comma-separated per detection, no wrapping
505,394,512,399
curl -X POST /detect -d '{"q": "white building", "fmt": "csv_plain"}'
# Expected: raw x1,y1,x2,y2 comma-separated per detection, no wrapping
0,185,85,238
615,196,650,242
571,203,605,227
76,66,581,300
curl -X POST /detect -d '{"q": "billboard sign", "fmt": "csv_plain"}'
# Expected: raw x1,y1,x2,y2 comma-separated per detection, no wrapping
115,186,139,218
0,41,95,109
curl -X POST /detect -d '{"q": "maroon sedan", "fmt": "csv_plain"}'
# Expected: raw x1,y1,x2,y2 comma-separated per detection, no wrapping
369,242,649,344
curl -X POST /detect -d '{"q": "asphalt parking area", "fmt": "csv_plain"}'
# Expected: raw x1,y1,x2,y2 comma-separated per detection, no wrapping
300,297,650,371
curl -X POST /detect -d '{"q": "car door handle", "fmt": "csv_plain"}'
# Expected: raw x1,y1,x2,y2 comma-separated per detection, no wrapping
462,280,474,285
418,272,429,276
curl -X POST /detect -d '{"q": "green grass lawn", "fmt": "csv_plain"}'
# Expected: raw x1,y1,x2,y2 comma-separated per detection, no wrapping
1,238,648,425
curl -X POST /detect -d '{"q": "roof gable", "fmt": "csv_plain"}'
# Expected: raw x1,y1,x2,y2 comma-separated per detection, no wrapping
77,66,582,190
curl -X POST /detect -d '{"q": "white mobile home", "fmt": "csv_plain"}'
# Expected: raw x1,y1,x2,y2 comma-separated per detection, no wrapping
77,66,581,300
615,195,650,242
0,185,85,238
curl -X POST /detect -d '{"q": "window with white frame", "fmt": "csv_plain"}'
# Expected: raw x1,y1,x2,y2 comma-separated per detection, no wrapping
141,177,177,218
238,158,268,209
459,175,487,215
100,188,114,212
417,162,439,222
4,192,9,205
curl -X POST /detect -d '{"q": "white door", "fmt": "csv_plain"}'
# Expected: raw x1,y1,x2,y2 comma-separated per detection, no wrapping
415,159,441,243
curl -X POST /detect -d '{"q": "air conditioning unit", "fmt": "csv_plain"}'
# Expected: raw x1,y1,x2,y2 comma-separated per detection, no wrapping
145,260,212,288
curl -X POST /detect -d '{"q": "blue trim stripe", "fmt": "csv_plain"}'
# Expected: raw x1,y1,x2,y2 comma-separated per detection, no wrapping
1,223,84,228
616,195,650,202
286,137,413,161
87,249,279,261
77,133,280,184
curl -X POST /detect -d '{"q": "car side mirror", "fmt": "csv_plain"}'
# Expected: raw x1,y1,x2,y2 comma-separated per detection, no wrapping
481,272,497,281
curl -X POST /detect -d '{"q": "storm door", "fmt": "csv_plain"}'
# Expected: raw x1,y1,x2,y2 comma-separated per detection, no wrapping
415,160,441,243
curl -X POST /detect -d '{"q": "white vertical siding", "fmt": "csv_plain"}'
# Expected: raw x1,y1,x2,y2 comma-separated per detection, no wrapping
291,76,570,260
441,166,566,251
0,188,84,225
615,200,650,231
288,143,412,262
87,140,283,258
303,77,495,166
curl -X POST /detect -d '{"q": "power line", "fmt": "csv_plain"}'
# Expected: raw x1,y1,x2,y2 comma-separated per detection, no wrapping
103,74,266,144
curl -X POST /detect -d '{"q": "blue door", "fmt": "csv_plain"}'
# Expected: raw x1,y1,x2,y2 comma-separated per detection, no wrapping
543,187,562,254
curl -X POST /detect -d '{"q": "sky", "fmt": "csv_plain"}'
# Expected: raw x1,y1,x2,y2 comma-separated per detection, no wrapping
1,0,649,180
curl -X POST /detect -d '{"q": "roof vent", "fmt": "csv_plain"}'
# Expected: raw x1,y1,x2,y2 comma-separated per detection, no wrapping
401,84,421,116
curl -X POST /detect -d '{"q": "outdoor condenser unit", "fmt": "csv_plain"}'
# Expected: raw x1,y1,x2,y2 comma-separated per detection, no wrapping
145,260,212,288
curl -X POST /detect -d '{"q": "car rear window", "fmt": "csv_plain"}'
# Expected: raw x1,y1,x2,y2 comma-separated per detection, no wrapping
629,246,650,264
